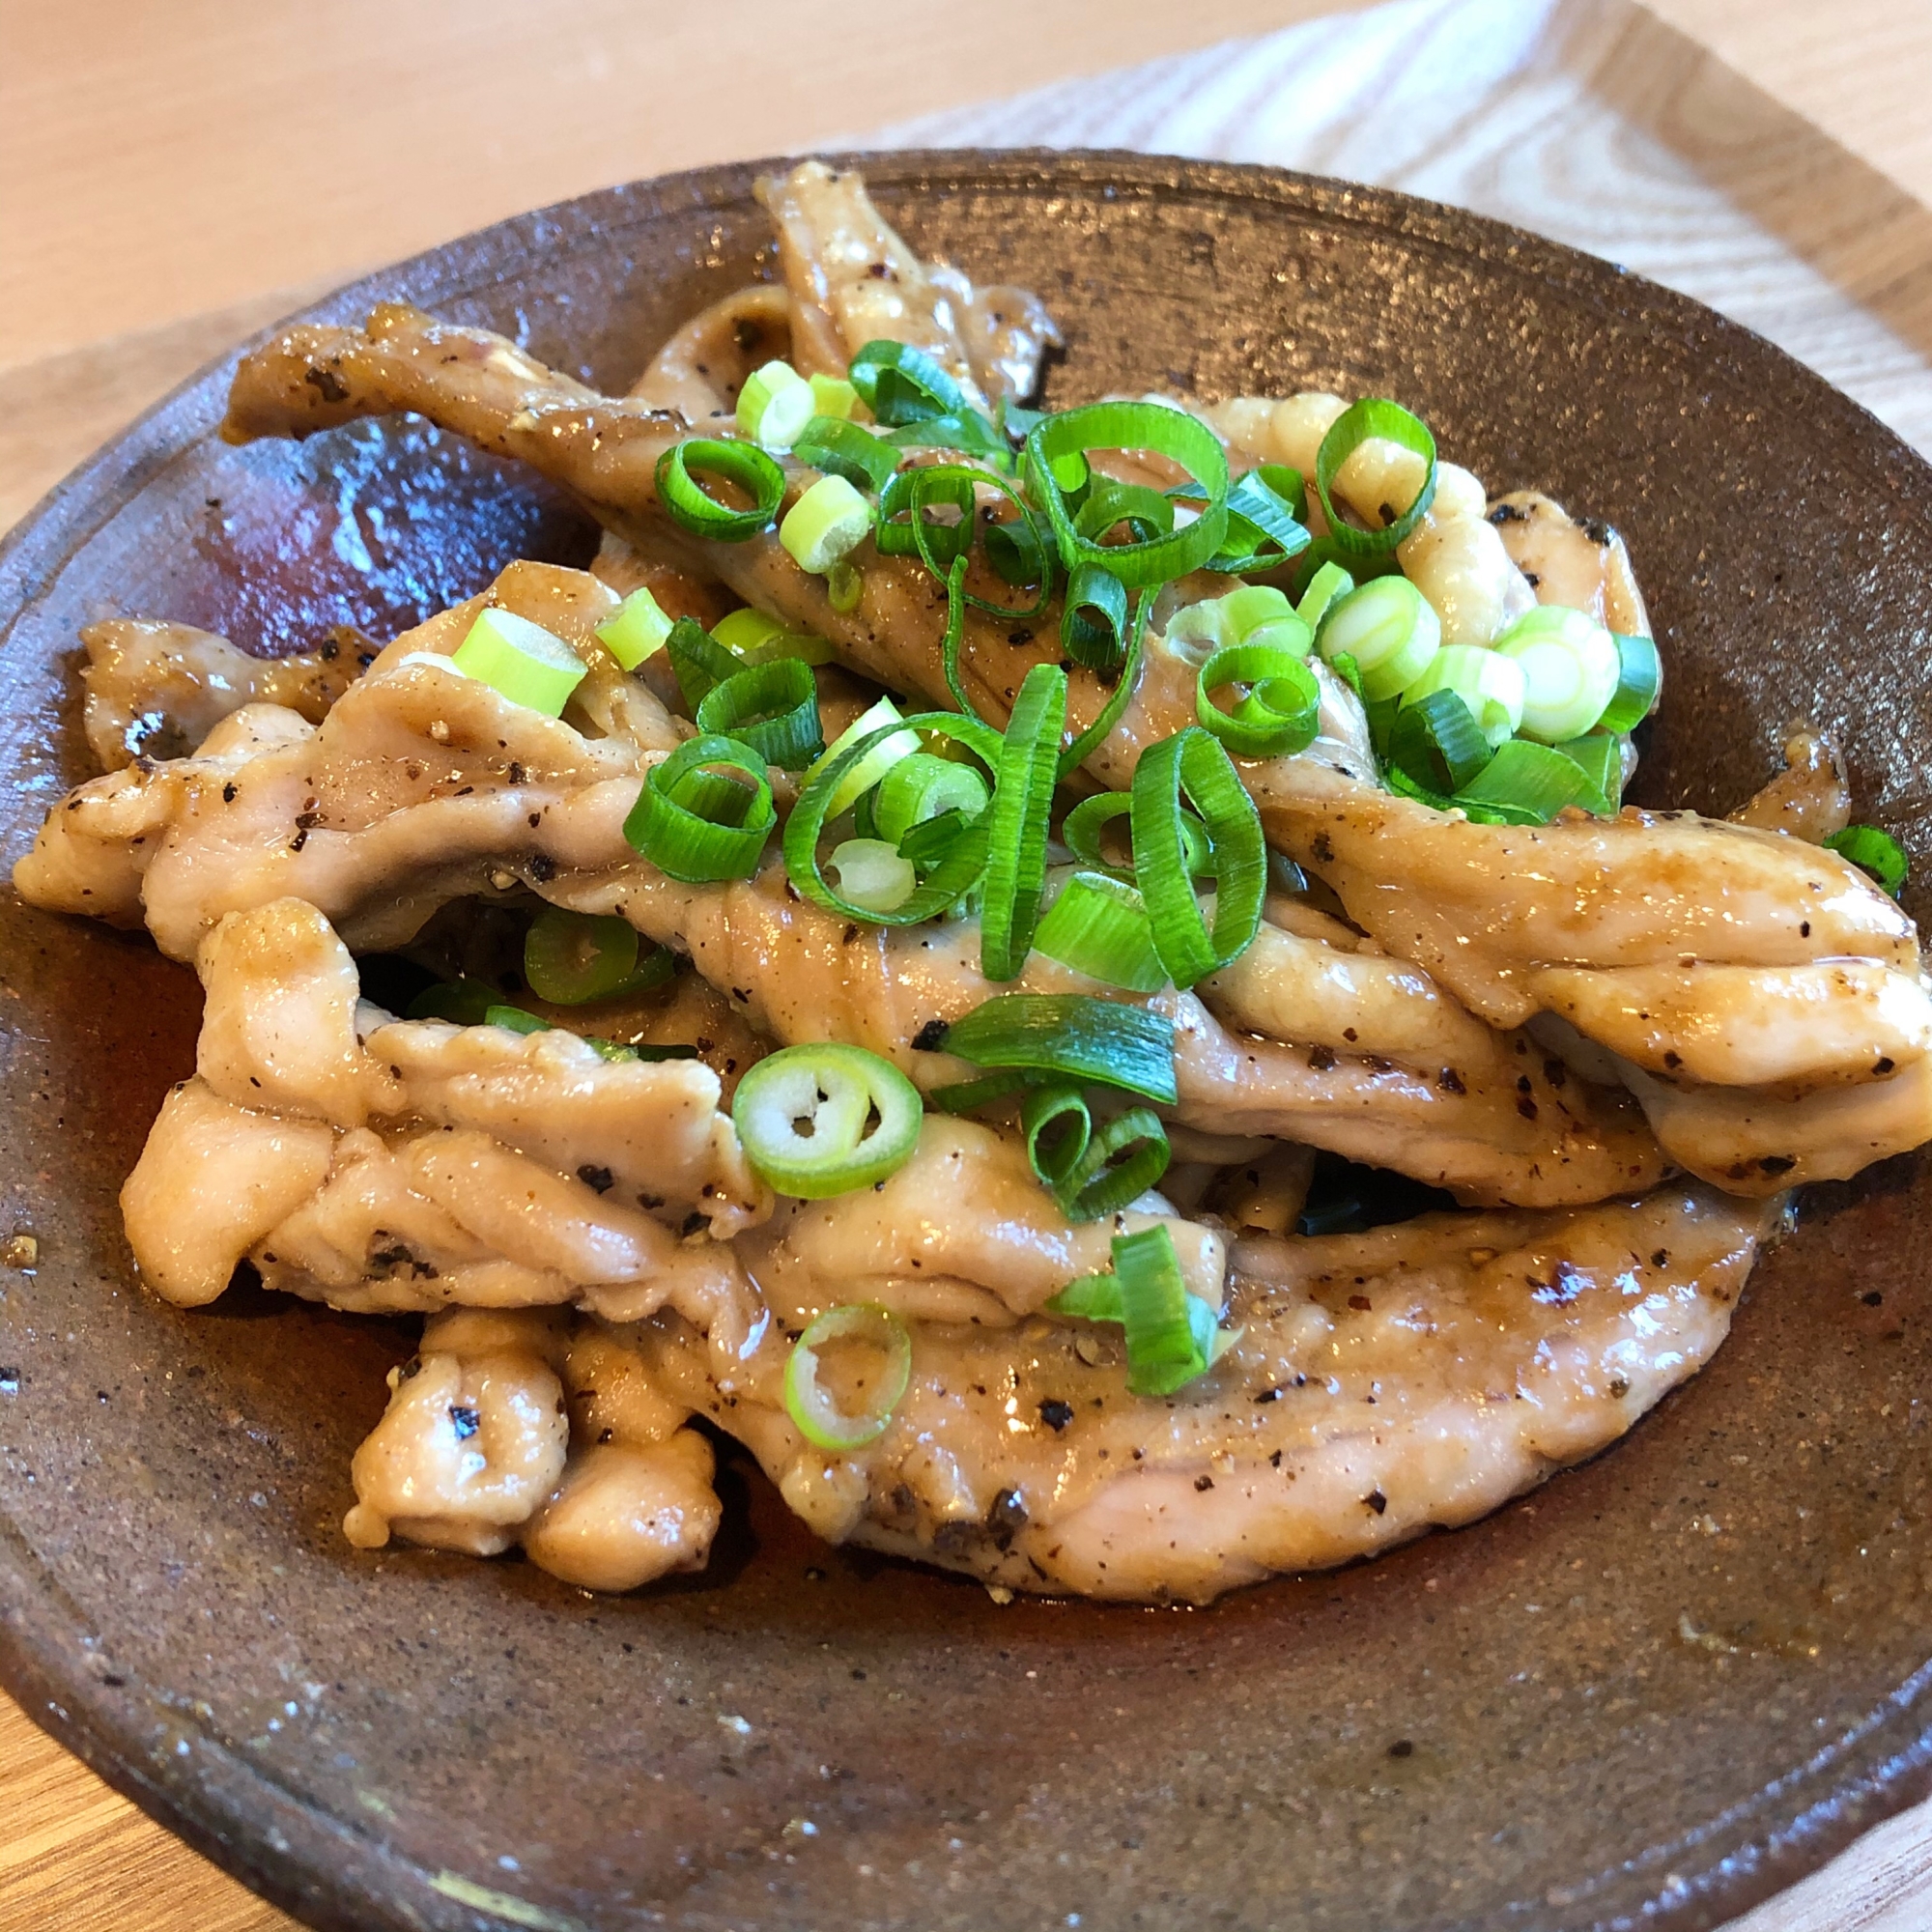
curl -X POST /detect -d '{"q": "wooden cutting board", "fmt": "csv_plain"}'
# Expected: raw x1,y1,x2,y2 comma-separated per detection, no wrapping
5,2,1932,1927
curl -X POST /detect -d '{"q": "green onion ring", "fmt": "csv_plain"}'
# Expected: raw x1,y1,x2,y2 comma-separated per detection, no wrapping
793,415,898,494
1056,590,1151,779
1312,399,1437,562
1062,789,1212,880
1032,870,1167,993
1825,823,1909,897
695,657,824,770
782,1301,915,1450
734,1042,924,1201
523,907,641,1005
655,437,786,542
938,992,1178,1105
1059,1106,1172,1222
1022,1082,1093,1192
665,615,745,713
1062,562,1131,672
848,340,969,426
623,734,776,882
979,663,1067,981
1194,641,1322,757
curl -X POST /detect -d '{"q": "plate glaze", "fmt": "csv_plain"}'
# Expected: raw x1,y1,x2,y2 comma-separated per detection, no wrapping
3,152,1932,1932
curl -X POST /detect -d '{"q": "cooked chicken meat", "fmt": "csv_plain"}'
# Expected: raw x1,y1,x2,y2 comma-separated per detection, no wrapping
1487,490,1651,638
1729,724,1853,844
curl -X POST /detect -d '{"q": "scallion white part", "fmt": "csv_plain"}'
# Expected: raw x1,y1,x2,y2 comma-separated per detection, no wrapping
1400,643,1526,748
1316,575,1440,701
594,586,675,670
828,838,917,914
803,696,922,819
781,473,873,574
1492,606,1621,743
737,358,815,451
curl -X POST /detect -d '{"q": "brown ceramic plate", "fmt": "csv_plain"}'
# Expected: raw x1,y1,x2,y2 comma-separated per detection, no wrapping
4,151,1932,1932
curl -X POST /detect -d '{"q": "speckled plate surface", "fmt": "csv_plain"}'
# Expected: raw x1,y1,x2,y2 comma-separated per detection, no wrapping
4,152,1932,1932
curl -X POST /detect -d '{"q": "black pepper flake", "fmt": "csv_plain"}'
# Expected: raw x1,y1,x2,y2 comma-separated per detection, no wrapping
1863,1291,1885,1307
730,986,752,1003
1438,1067,1465,1094
1488,502,1529,525
1269,1449,1283,1468
1194,1475,1214,1492
398,1356,423,1381
639,1193,665,1209
1038,1399,1074,1432
448,1405,481,1440
842,923,861,944
1607,1376,1631,1400
1388,1739,1414,1759
1542,1057,1567,1088
1521,571,1541,588
1517,1095,1539,1120
1758,1153,1797,1175
528,811,542,829
1307,1044,1337,1071
679,1211,706,1236
578,1164,614,1194
507,762,526,784
1253,1387,1282,1405
1009,627,1035,645
598,1426,614,1444
304,362,349,404
987,1488,1029,1550
1312,832,1335,865
1801,921,1811,937
1875,1057,1896,1076
1349,1293,1372,1311
1365,1489,1387,1515
1650,1248,1669,1268
221,782,238,803
528,853,557,883
912,1017,951,1053
289,828,308,853
1662,1049,1683,1070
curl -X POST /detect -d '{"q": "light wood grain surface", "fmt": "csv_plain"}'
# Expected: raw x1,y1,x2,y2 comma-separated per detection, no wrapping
5,3,1932,1929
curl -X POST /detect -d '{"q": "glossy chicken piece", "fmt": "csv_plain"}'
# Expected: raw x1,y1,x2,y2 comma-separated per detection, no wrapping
627,1183,1777,1602
632,283,793,421
1487,490,1651,638
754,159,1060,405
1729,724,1852,844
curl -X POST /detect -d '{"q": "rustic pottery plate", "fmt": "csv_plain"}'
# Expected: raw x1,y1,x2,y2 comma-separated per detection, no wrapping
4,152,1932,1932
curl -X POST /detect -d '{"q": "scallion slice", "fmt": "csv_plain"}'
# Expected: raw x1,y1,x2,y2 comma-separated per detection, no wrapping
828,838,917,914
809,373,860,421
656,437,785,542
1074,480,1176,546
1063,562,1131,672
1826,823,1909,897
1130,727,1265,987
1385,687,1492,795
1033,870,1167,993
1206,465,1311,575
848,340,969,426
1195,641,1321,757
783,1302,914,1450
1296,559,1355,630
1554,731,1624,806
1492,606,1622,743
734,1042,923,1199
828,559,866,612
792,414,898,494
407,979,499,1024
781,472,873,575
1023,1082,1092,1191
1601,632,1662,733
1025,401,1231,587
1400,642,1525,748
524,907,641,1005
594,586,674,671
696,657,823,770
938,993,1178,1104
1313,399,1437,561
1458,738,1613,821
666,615,747,713
1045,1227,1224,1396
1062,790,1212,880
710,606,837,667
875,466,974,568
623,734,777,881
736,358,815,452
1315,576,1440,702
484,1004,550,1036
873,752,990,846
1166,584,1308,660
804,696,923,819
1056,591,1150,779
449,608,587,719
1064,1109,1173,1222
980,663,1067,981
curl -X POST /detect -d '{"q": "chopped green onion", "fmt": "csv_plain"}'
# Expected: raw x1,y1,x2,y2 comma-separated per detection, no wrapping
1206,465,1310,575
1025,401,1230,587
594,586,674,671
1033,871,1166,993
524,908,641,1005
484,1004,550,1036
938,992,1178,1104
1130,727,1265,987
1385,688,1492,795
407,979,499,1024
1492,606,1622,743
623,734,776,881
1056,592,1150,779
980,663,1067,981
1063,562,1131,672
656,437,785,542
1602,632,1662,733
827,560,865,612
783,1302,913,1450
927,1066,1035,1113
633,1042,700,1062
736,358,814,451
804,696,923,818
1554,731,1624,806
449,608,586,719
1826,824,1909,897
784,711,1001,925
828,838,917,914
1046,1227,1224,1396
809,373,860,420
1022,1082,1092,1191
695,657,822,770
875,466,974,568
781,473,873,574
1313,399,1437,561
1315,576,1440,702
1296,560,1354,630
792,415,897,494
666,615,747,713
882,412,1009,464
873,752,989,846
734,1042,923,1199
1458,738,1613,821
1399,642,1525,748
848,339,969,426
1061,1109,1172,1222
1166,584,1308,659
1062,790,1212,880
1195,642,1321,757
1074,480,1176,546
711,607,835,667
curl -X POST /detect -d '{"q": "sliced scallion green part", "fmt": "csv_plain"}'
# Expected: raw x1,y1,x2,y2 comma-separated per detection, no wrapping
1826,823,1909,897
524,907,641,1005
1601,632,1662,733
1074,480,1175,546
1399,642,1525,748
449,608,587,719
736,358,814,452
793,414,897,494
1063,562,1131,672
781,472,873,575
1313,399,1437,561
980,662,1067,981
1023,1082,1092,1191
809,373,860,420
484,1004,550,1036
735,1043,923,1200
1295,559,1354,630
656,437,785,542
1056,591,1150,779
407,978,499,1024
594,586,674,671
1045,1227,1225,1396
710,607,835,667
882,411,1009,464
1195,641,1321,757
873,752,989,846
875,465,974,568
804,696,923,819
827,559,865,613
1206,465,1310,575
695,657,823,770
1033,871,1166,993
783,1302,914,1450
848,340,969,426
1315,576,1440,702
1059,1107,1172,1222
1166,583,1307,660
666,615,747,713
1062,790,1212,880
1385,687,1492,796
1130,726,1265,987
1554,731,1624,806
623,733,776,881
1458,738,1613,821
828,838,917,914
1492,606,1621,743
938,992,1178,1104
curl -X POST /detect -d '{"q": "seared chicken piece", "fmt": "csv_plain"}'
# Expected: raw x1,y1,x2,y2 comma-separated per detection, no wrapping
755,159,1060,406
624,1183,1777,1603
1729,724,1852,844
632,283,794,421
1486,490,1651,638
79,617,371,772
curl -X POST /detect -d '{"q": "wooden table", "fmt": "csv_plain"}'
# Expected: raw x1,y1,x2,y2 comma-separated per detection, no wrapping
5,1,1932,1925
